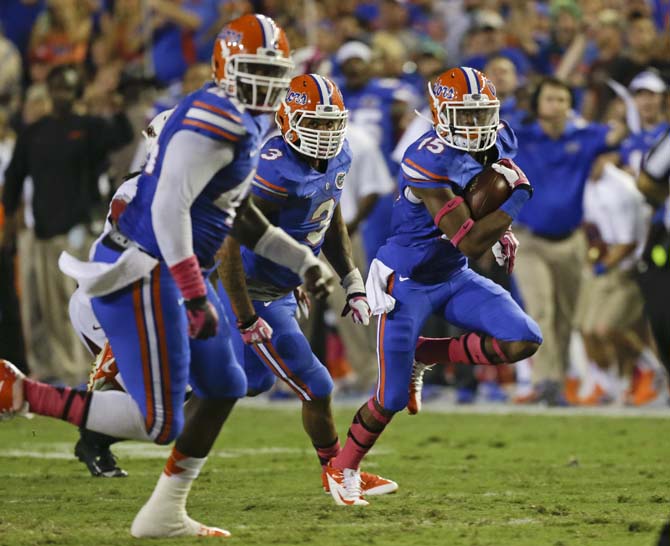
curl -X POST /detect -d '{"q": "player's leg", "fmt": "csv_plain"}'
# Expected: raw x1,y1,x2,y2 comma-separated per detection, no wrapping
327,275,431,505
68,287,128,477
130,280,245,538
416,269,542,365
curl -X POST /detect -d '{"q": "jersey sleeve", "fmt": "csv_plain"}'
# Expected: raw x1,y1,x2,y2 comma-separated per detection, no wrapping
400,142,457,191
643,128,670,183
180,98,247,143
251,143,294,203
496,120,518,159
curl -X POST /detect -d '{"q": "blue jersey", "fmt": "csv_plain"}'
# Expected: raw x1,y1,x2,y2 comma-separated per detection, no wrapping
242,136,353,291
340,78,416,175
377,122,518,283
620,122,670,173
120,82,265,267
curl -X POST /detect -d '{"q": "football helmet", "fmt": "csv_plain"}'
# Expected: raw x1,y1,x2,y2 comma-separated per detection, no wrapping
276,74,348,159
428,67,500,152
212,14,293,112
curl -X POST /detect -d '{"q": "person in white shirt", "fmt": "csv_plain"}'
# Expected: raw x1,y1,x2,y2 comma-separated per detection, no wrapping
575,160,664,404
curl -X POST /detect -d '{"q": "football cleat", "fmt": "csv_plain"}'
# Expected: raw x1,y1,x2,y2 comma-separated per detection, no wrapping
87,341,123,392
324,461,369,506
407,360,435,415
322,469,398,496
0,359,27,420
629,369,662,406
75,429,128,478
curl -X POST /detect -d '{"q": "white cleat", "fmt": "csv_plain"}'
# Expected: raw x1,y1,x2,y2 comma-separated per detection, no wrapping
131,503,230,538
324,461,369,506
0,359,28,420
407,360,435,415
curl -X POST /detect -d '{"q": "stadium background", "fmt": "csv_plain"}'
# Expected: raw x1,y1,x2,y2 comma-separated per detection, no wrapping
0,0,668,544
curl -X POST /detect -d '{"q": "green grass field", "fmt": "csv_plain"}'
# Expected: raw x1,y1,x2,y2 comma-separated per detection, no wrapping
0,405,668,546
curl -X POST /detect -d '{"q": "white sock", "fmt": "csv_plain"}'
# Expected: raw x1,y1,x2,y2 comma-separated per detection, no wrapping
514,358,533,395
131,448,208,537
86,391,151,441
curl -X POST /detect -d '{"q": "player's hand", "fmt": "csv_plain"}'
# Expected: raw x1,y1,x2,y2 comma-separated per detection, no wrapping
492,158,532,196
184,297,219,339
293,287,311,320
341,294,372,325
237,315,273,344
492,229,519,274
340,268,371,326
303,263,334,300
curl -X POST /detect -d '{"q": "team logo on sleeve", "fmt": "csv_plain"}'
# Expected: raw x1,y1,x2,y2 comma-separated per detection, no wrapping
286,91,308,105
432,82,456,99
335,172,346,189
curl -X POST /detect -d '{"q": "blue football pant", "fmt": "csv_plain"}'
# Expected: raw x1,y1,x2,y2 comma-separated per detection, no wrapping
376,268,542,412
91,244,246,444
218,283,333,401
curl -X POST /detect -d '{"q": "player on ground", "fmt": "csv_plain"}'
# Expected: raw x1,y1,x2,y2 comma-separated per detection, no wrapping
323,67,543,505
217,74,397,498
0,14,334,537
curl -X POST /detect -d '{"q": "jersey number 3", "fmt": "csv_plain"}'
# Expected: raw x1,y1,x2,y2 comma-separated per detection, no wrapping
306,198,335,247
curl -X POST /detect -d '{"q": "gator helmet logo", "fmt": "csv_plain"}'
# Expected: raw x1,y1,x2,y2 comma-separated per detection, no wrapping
335,172,346,189
485,79,497,97
220,28,243,44
286,90,308,105
433,83,456,99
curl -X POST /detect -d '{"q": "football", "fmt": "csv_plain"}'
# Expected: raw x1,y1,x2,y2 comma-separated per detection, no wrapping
464,165,513,220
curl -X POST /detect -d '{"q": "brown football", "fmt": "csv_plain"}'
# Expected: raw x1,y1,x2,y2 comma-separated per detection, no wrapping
464,166,512,220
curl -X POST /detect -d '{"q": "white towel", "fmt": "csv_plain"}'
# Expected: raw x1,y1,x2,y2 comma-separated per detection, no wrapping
59,247,158,298
365,258,396,315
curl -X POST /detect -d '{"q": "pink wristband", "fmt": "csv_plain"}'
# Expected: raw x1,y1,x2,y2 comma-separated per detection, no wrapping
434,196,464,227
450,218,475,248
169,255,206,300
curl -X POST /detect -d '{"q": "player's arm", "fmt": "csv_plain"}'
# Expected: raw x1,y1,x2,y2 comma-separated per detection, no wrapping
215,237,273,344
321,203,371,325
231,196,333,299
412,185,512,260
638,130,670,206
347,193,379,235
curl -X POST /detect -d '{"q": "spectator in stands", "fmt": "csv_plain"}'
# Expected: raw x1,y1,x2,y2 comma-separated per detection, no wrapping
0,26,22,114
28,0,92,82
1,65,133,385
620,70,670,175
625,12,670,83
0,0,45,57
512,76,627,405
461,9,531,78
483,55,525,128
148,0,220,85
581,9,640,122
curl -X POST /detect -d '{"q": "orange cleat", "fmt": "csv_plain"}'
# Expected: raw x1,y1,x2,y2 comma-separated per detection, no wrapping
87,342,123,392
564,377,580,406
630,370,660,406
0,359,27,419
324,461,368,506
322,469,398,496
578,384,612,406
407,360,435,415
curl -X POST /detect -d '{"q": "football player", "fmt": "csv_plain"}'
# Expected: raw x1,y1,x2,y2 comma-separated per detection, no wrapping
217,73,397,497
323,67,543,505
0,14,334,537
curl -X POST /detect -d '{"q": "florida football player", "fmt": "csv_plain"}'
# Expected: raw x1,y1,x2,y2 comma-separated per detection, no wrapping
217,73,397,497
324,67,543,505
0,15,334,537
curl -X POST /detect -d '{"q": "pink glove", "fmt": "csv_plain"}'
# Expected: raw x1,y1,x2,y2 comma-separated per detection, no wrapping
491,158,532,195
341,294,372,326
492,229,519,274
237,315,273,344
185,297,219,339
170,256,218,339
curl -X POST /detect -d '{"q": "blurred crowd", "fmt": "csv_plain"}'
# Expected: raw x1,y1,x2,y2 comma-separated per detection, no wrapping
0,0,669,408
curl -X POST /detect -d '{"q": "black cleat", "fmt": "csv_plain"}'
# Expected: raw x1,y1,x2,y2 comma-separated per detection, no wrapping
75,428,128,478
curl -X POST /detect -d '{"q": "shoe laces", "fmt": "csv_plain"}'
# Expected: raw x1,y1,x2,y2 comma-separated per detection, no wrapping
342,468,363,498
410,361,434,392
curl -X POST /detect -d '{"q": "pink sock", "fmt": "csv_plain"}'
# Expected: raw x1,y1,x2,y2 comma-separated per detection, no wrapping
314,438,341,469
24,379,91,426
415,334,508,365
332,399,392,470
